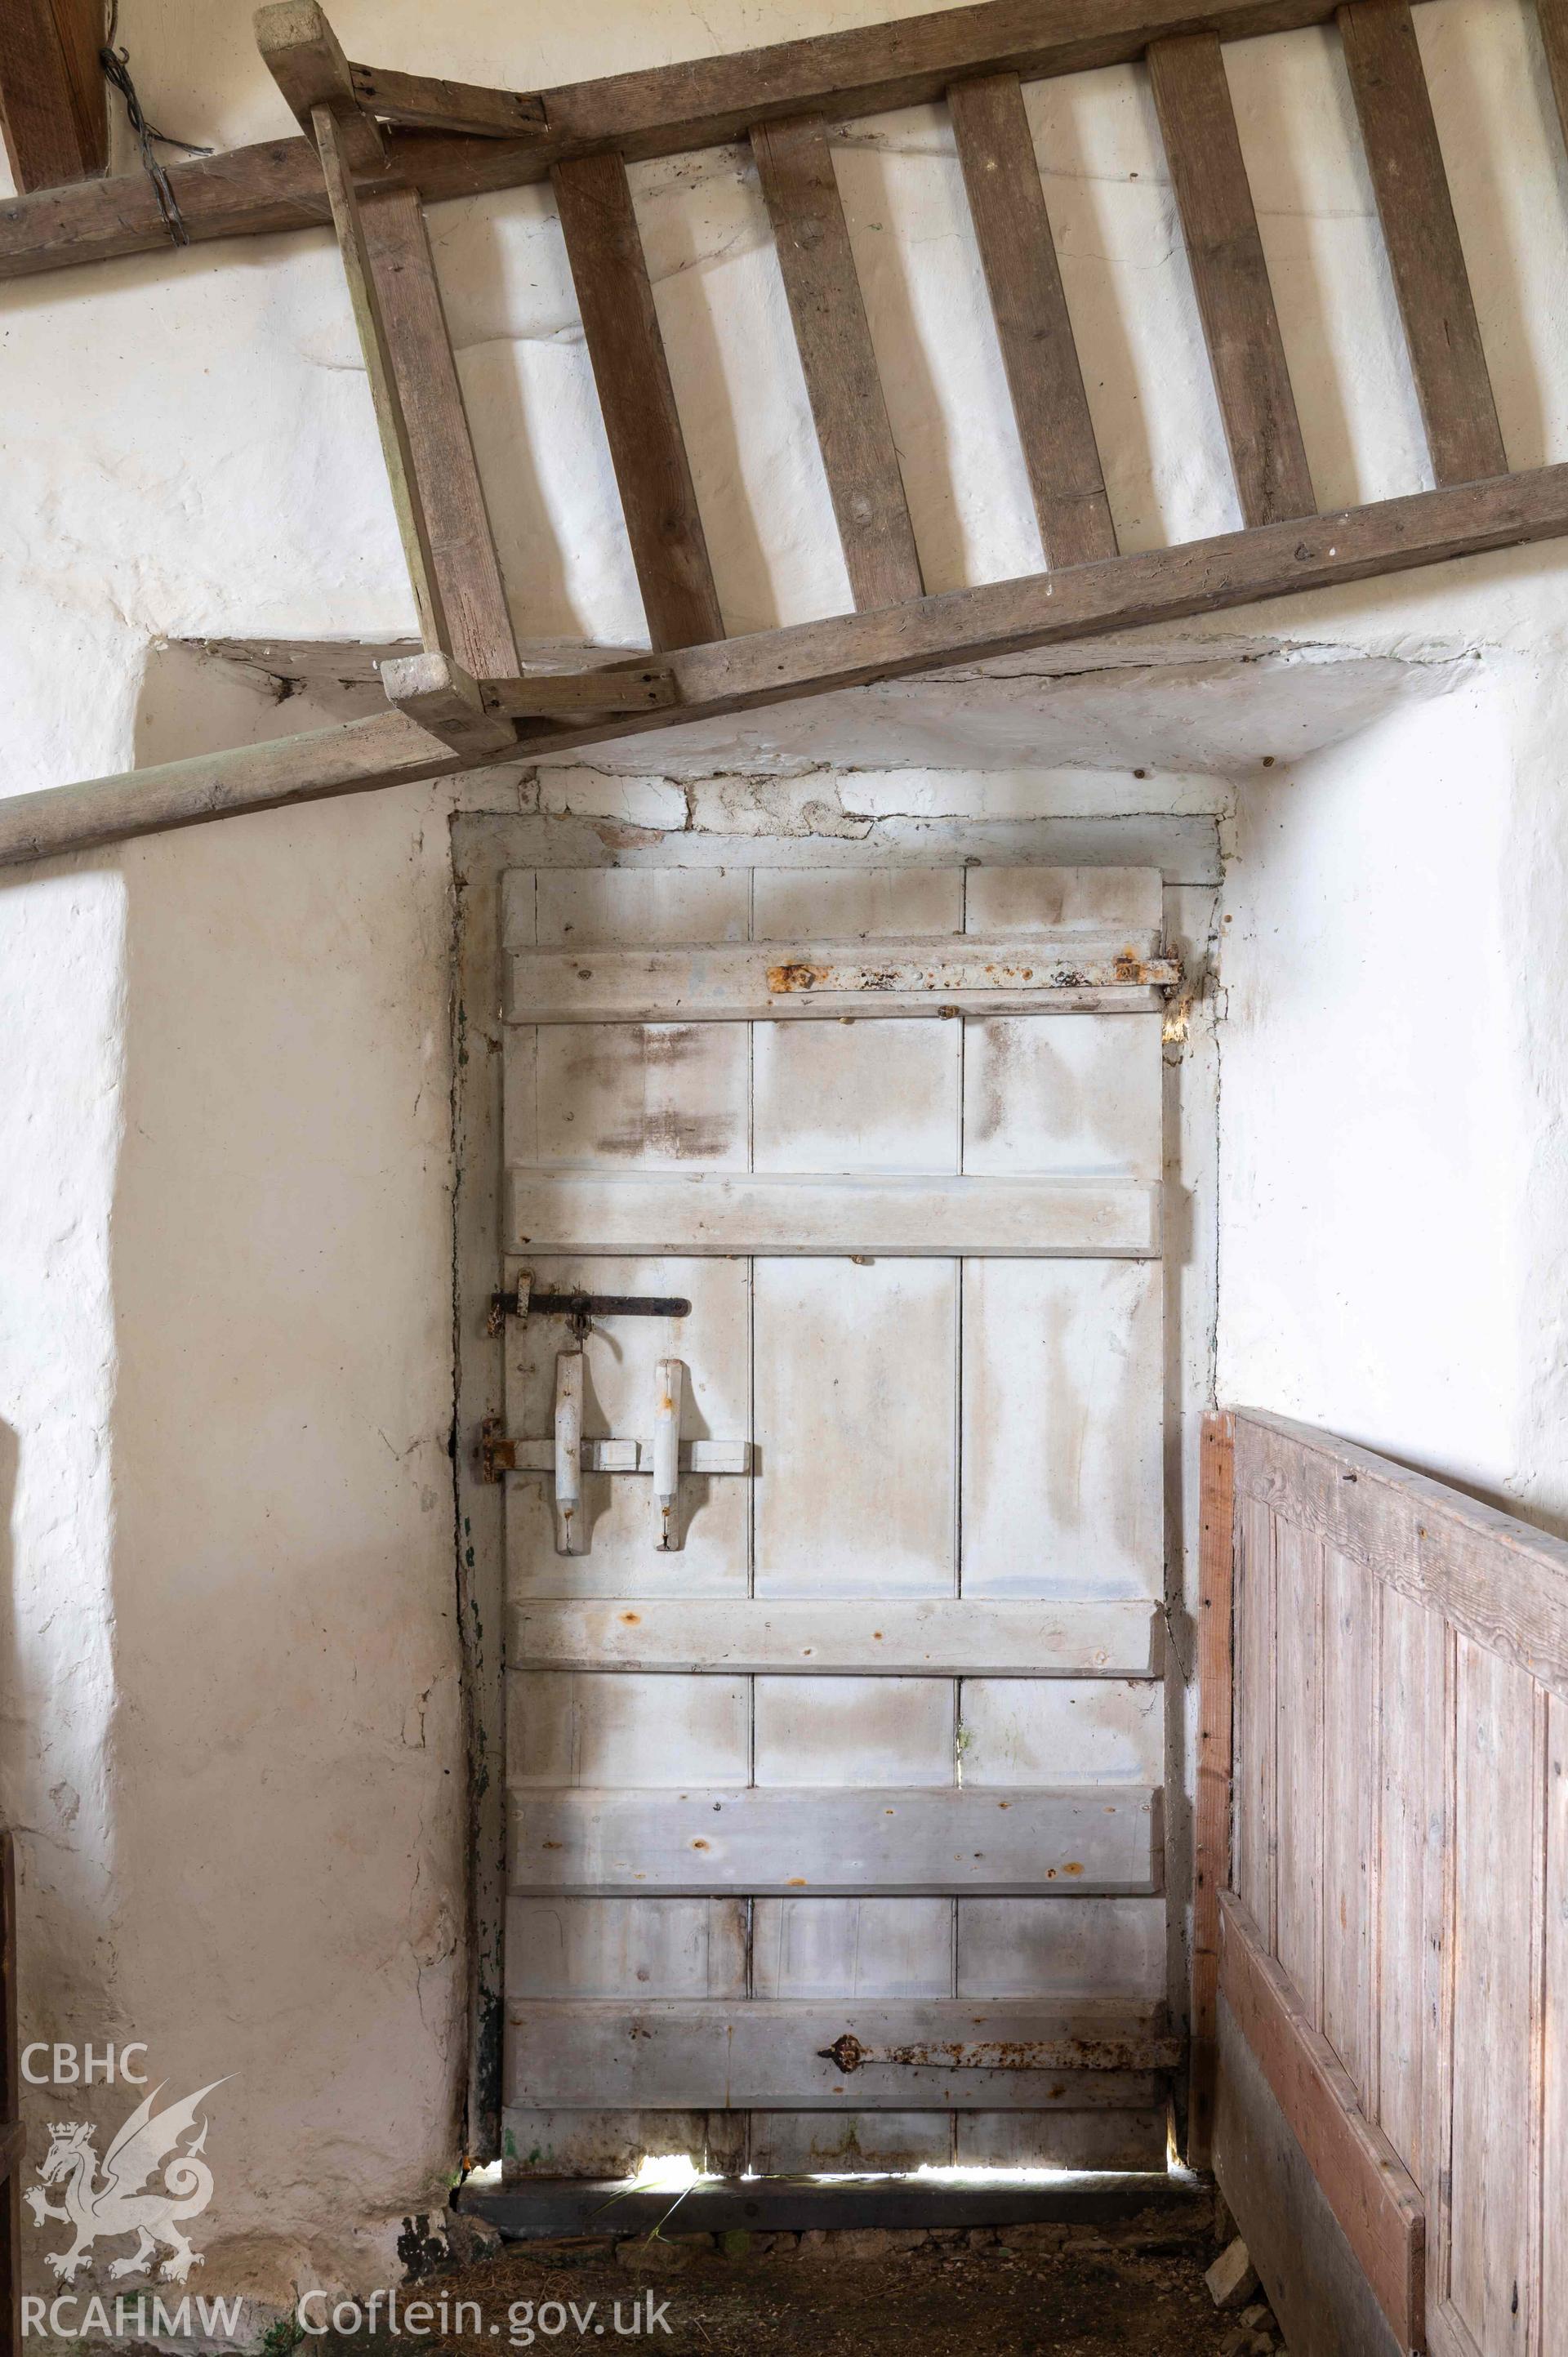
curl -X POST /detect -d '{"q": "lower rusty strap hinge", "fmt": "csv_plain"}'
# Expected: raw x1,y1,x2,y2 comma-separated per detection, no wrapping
817,2028,1183,2074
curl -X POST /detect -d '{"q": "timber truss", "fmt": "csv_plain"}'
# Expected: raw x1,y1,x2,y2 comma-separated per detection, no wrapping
7,0,1568,865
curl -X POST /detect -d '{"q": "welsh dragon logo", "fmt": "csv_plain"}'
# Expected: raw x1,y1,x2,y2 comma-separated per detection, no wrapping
25,2080,226,2284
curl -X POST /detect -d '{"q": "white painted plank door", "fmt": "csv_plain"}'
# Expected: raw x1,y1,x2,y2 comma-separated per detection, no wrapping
499,863,1169,2180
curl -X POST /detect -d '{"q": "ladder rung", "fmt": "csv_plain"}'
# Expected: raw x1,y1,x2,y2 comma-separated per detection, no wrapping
359,185,519,680
1337,0,1504,486
948,72,1116,568
482,665,679,716
751,112,924,612
1147,33,1315,528
552,149,725,651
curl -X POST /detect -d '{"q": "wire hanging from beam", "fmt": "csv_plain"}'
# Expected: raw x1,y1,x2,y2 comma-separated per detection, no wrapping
99,1,212,247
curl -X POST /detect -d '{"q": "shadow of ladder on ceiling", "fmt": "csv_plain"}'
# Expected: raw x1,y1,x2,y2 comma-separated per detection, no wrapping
251,0,1568,789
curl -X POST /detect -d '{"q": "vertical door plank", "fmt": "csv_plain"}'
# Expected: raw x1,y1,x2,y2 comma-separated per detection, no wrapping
1146,34,1315,525
1445,1639,1542,2355
947,73,1116,567
1320,1547,1375,2103
961,1678,1163,1784
752,2109,954,2172
1336,0,1506,486
750,113,924,611
314,106,453,656
531,868,752,951
1373,1585,1443,2189
509,1673,751,1789
960,1261,1164,1600
1426,1620,1459,2321
1189,1408,1234,2169
507,1897,749,1998
755,1258,956,1598
531,1024,751,1171
754,1018,960,1175
500,2108,711,2181
956,2110,1169,2169
1273,1521,1325,2019
961,1014,1162,1183
552,149,724,649
958,1897,1166,2001
1233,1496,1276,1945
754,867,964,940
359,186,519,680
754,1677,956,1785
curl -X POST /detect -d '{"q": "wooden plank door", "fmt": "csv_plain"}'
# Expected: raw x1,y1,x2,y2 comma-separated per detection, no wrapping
497,863,1171,2180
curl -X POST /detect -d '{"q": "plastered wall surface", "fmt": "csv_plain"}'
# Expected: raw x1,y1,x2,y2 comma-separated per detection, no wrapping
2,0,1568,2311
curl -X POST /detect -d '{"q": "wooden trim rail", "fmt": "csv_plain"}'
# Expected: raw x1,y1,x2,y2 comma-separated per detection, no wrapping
1218,1891,1426,2347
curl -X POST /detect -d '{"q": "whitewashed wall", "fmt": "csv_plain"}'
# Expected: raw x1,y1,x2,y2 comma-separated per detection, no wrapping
2,0,1567,2311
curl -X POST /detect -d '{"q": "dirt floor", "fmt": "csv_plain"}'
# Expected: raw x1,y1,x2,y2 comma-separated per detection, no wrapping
376,2214,1285,2357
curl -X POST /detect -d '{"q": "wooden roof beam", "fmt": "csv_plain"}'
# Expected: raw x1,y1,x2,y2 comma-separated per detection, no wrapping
5,0,1395,283
0,0,109,193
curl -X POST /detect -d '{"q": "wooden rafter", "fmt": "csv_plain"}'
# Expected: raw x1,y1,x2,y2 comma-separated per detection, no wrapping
3,0,1568,865
0,0,108,193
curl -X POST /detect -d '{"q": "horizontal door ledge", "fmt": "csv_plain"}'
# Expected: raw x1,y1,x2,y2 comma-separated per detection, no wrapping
507,1598,1163,1677
505,1998,1178,2110
507,934,1177,1022
506,1173,1160,1258
510,987,1168,1021
507,1784,1160,1896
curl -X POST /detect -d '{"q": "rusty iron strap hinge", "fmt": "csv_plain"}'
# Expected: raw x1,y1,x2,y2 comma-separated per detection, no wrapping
817,2030,1183,2074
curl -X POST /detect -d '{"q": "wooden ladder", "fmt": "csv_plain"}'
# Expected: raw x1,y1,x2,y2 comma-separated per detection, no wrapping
254,0,1568,770
6,0,1568,867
